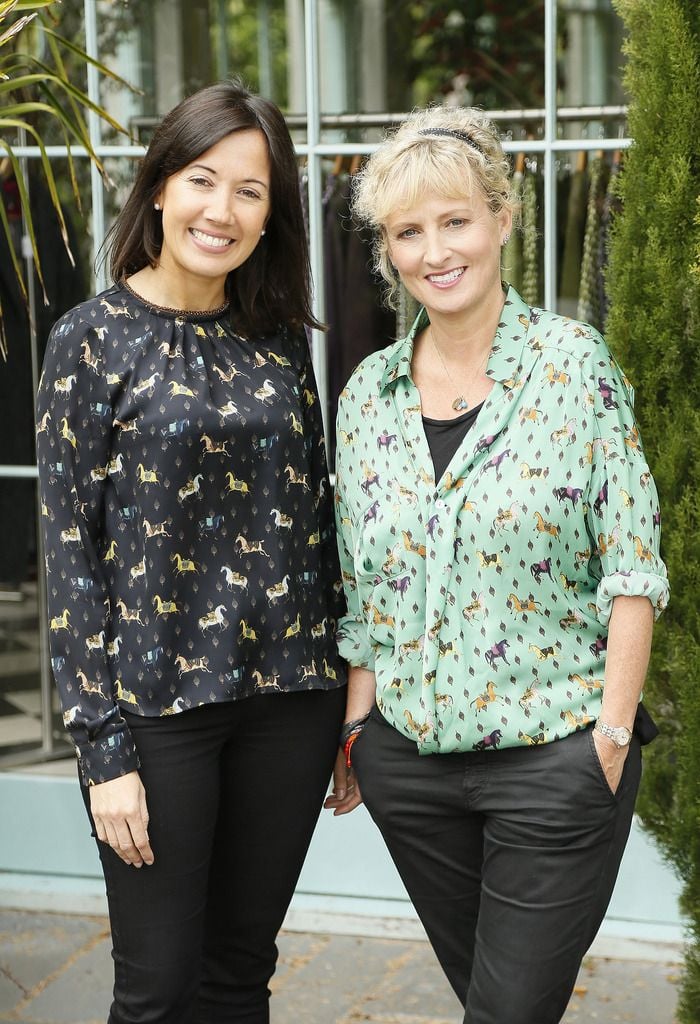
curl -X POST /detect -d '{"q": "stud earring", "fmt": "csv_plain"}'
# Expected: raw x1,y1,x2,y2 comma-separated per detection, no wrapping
261,229,266,236
502,232,510,245
154,202,161,211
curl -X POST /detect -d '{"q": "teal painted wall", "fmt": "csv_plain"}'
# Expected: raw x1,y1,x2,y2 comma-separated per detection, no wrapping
0,771,684,944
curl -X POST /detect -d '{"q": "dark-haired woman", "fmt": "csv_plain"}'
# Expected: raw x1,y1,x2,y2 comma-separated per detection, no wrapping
36,80,346,1024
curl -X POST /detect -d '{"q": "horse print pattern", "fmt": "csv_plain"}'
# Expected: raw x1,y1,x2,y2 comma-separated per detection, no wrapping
37,284,346,785
335,286,668,755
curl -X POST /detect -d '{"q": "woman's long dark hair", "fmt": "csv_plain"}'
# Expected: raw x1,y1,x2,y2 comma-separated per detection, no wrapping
107,80,322,334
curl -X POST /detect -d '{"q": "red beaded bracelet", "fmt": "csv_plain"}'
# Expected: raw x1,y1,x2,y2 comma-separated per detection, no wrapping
340,712,371,769
343,731,362,768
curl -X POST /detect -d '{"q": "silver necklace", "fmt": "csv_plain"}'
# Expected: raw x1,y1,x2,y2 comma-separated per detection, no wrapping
429,331,491,412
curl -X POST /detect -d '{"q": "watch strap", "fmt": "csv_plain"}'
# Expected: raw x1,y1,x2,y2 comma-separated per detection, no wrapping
595,721,633,747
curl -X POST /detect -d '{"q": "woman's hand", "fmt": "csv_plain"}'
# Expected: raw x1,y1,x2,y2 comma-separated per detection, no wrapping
592,729,629,796
89,770,154,867
325,665,376,816
324,748,364,816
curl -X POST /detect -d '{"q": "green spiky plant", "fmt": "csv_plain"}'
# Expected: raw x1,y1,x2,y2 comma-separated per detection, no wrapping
607,1,700,1018
0,0,133,356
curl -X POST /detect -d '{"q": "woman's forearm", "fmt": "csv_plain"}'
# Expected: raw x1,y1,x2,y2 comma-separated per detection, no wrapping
599,594,655,728
344,665,377,722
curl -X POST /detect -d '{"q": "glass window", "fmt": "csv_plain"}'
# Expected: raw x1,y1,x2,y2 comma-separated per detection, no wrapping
0,157,89,406
211,0,296,111
0,481,70,764
0,534,43,761
18,0,88,139
95,0,303,146
558,0,626,142
0,153,89,767
318,1,546,145
101,155,142,240
0,0,634,768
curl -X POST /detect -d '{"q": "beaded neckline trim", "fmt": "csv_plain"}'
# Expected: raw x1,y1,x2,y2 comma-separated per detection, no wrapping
120,279,230,320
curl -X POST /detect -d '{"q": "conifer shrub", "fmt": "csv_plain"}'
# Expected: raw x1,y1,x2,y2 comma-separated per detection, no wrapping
608,2,700,1017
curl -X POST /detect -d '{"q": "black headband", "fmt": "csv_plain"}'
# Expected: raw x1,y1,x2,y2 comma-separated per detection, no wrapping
418,127,484,155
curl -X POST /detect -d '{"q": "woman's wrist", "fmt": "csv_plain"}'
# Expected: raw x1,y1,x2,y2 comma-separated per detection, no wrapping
340,711,371,768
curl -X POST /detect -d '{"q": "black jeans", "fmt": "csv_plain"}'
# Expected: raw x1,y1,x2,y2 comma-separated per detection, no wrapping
81,688,345,1024
352,707,641,1024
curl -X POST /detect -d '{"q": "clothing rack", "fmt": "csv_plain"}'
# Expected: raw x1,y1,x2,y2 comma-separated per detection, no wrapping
126,104,629,137
314,146,625,166
284,105,629,129
9,104,631,160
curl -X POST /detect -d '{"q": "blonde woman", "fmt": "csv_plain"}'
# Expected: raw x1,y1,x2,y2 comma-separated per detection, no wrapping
326,107,667,1024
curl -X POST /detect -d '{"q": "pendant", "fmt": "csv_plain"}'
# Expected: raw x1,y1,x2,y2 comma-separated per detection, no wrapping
452,396,470,412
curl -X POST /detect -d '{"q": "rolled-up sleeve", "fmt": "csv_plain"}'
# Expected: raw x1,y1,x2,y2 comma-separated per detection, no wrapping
334,400,375,670
584,348,669,626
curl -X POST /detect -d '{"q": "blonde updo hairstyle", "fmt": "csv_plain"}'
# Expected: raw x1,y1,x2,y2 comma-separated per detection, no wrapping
352,106,519,309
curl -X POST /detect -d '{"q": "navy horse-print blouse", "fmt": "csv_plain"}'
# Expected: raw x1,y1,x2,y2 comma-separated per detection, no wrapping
37,283,346,785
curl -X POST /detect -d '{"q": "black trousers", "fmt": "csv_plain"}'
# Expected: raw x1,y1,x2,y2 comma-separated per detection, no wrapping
81,688,345,1024
352,707,642,1024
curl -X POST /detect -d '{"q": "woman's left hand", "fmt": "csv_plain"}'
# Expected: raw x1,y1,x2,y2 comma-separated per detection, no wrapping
324,748,364,815
592,729,629,796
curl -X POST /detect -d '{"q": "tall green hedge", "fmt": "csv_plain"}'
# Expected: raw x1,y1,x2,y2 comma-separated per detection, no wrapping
607,2,700,1017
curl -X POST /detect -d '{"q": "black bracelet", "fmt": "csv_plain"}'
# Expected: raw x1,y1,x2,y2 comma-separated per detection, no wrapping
340,712,371,748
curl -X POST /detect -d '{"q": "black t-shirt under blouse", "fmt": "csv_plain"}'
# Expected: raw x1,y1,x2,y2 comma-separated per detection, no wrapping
422,403,484,481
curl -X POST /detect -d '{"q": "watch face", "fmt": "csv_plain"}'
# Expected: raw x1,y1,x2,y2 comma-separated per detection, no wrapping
597,722,633,747
613,727,632,747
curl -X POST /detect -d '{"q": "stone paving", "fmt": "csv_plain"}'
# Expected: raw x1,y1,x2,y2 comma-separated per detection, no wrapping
0,909,680,1023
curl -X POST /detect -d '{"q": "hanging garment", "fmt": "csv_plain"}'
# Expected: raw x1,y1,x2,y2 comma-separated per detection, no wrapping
0,172,85,587
397,285,420,341
597,153,623,332
559,153,589,317
323,174,395,463
502,166,524,293
577,154,610,330
520,164,540,307
298,163,310,243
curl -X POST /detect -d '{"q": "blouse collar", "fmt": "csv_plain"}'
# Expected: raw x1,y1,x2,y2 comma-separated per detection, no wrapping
379,284,534,394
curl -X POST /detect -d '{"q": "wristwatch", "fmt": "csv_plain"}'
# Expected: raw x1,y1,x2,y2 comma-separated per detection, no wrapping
595,721,633,748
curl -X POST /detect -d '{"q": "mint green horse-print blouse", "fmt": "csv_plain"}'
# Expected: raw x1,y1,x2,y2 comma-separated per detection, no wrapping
335,286,668,755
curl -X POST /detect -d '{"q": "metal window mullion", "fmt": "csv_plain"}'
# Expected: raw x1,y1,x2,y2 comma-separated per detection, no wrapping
11,146,145,158
0,466,39,478
16,122,54,755
258,0,273,100
304,0,328,433
543,0,558,312
296,138,632,158
85,0,107,293
10,133,634,161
